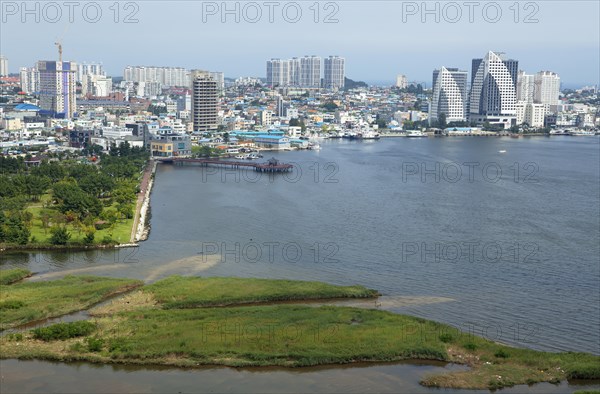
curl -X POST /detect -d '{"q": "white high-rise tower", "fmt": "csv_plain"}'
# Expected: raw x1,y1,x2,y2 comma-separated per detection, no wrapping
324,56,345,90
469,51,519,128
429,67,468,125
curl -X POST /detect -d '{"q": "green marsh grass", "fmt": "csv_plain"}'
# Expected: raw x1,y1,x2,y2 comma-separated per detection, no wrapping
0,275,142,330
0,268,32,285
144,276,379,308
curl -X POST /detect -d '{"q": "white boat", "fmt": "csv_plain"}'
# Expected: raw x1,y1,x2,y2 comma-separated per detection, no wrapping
568,129,595,136
499,150,507,153
406,130,428,138
235,154,248,159
308,142,321,150
356,128,381,140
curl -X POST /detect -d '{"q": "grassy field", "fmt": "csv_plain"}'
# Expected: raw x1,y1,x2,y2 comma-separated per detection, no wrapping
142,276,379,308
0,268,32,285
0,275,143,330
25,195,133,245
0,275,598,390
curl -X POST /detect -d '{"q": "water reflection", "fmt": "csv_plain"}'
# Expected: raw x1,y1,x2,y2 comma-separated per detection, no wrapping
1,360,598,394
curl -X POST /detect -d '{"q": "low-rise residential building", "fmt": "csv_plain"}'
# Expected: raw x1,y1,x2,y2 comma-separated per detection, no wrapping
151,141,174,157
254,135,290,150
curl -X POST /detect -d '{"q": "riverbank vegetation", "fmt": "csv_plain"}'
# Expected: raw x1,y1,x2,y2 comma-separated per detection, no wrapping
0,268,32,285
0,275,598,390
0,275,143,330
0,144,148,249
142,276,379,308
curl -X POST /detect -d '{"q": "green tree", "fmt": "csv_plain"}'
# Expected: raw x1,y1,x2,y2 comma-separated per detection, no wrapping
321,102,339,112
0,212,31,245
23,175,51,201
437,113,447,129
0,176,18,197
50,226,71,245
83,228,96,244
79,172,116,198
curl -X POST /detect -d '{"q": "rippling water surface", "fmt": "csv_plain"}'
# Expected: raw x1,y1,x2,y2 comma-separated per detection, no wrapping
2,136,599,392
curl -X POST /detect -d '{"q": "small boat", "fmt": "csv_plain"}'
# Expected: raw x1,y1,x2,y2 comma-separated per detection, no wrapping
499,150,507,153
406,130,427,138
356,128,381,140
567,129,595,136
235,154,248,159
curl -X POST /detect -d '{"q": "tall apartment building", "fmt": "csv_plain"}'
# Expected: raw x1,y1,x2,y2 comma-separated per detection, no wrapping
517,71,535,102
136,81,162,97
429,67,468,125
124,66,190,87
191,70,218,132
37,60,77,118
324,56,345,90
300,55,321,88
19,67,39,94
469,51,518,128
82,74,112,97
0,55,8,76
266,59,289,87
396,74,407,89
77,62,105,82
209,71,225,94
534,71,560,106
288,57,301,86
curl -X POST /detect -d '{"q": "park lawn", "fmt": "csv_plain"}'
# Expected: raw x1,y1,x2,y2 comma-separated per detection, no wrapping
24,198,134,245
142,276,379,308
0,268,32,285
0,275,143,330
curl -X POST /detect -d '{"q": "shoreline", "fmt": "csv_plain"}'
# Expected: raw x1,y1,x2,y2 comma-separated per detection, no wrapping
131,159,157,243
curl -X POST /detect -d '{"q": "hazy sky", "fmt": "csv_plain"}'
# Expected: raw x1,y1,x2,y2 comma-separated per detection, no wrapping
1,0,598,86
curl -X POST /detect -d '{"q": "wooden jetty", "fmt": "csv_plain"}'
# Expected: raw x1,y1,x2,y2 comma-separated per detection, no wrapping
163,157,294,172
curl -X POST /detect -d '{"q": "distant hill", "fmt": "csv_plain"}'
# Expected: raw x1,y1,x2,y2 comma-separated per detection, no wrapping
344,77,368,89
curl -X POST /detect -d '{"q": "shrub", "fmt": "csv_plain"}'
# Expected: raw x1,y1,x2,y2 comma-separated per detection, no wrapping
31,321,96,341
83,231,95,244
69,341,85,352
6,333,23,341
566,363,600,379
439,333,454,343
494,349,510,359
101,236,113,245
463,342,477,351
49,226,71,245
86,336,104,352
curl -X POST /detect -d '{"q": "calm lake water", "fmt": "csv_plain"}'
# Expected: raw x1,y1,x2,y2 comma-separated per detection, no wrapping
2,136,599,392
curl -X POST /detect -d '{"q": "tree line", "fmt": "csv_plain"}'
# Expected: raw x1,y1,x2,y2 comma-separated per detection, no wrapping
0,143,148,246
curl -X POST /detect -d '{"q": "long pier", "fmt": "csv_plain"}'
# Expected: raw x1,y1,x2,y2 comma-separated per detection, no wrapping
162,157,294,172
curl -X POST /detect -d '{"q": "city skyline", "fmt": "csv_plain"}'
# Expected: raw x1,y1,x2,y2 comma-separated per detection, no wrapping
0,1,598,87
4,51,591,91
